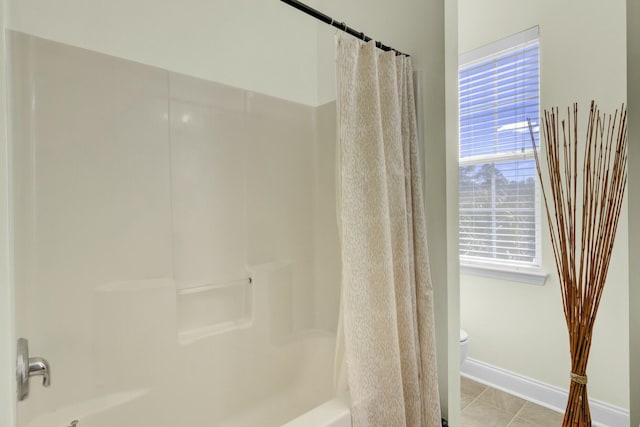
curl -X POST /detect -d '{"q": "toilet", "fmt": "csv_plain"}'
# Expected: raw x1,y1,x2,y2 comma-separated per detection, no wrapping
460,329,469,366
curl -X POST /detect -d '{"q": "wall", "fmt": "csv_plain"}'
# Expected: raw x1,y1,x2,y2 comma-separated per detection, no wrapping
444,0,460,424
312,101,341,332
6,0,319,105
459,0,629,409
628,0,640,423
0,0,17,424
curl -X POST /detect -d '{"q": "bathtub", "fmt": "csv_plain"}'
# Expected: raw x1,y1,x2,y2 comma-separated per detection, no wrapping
283,395,351,427
22,332,339,427
25,392,352,427
19,264,343,427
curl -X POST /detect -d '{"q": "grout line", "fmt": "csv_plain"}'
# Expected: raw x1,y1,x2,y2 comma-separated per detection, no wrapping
462,377,569,426
462,379,538,426
462,386,489,413
506,401,530,426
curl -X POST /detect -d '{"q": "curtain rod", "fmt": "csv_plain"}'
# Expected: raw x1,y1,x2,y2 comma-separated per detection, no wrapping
279,0,410,57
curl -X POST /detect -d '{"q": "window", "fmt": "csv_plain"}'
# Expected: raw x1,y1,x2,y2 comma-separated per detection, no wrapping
459,27,544,282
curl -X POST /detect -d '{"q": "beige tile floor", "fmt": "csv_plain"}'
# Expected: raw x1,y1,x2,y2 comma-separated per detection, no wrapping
461,376,565,427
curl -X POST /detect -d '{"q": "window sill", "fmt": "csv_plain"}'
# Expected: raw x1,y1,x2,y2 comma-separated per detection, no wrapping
460,263,548,286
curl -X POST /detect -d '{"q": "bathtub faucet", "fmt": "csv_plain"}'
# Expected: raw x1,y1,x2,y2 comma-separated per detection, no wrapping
28,357,50,387
16,338,51,401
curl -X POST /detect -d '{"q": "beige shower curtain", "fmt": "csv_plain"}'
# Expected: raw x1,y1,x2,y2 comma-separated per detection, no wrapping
335,37,441,426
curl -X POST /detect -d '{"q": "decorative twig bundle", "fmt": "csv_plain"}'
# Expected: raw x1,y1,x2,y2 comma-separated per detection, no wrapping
528,101,627,426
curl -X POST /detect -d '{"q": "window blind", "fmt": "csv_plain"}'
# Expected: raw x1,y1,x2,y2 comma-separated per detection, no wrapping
459,28,540,267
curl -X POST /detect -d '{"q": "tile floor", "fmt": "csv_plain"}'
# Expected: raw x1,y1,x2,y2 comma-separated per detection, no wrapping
460,376,565,426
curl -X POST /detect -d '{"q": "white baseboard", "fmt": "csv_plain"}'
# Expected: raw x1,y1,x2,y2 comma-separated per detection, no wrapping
461,358,630,427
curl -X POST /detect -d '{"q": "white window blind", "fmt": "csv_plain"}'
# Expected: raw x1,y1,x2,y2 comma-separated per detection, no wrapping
459,27,541,268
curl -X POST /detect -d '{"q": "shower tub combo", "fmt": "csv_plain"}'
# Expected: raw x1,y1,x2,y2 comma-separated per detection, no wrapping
10,31,346,427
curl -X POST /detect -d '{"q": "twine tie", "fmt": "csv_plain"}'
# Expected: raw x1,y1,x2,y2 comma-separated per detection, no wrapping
570,372,588,385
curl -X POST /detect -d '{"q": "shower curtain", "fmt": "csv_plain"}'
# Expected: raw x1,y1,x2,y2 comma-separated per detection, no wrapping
335,36,441,426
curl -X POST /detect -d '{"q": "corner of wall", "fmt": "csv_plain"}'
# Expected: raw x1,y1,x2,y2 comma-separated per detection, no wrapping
417,0,459,422
0,0,17,424
315,21,337,107
627,0,640,424
444,0,460,424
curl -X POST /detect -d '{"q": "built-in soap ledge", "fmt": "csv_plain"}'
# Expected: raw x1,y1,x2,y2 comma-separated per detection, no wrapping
95,278,175,292
177,278,252,345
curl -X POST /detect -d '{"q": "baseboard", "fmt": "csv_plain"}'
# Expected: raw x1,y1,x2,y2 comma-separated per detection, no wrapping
461,358,630,427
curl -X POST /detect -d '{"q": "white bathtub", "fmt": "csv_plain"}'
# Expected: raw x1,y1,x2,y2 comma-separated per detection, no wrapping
283,395,351,427
19,264,341,427
21,332,338,427
184,331,339,427
24,390,150,427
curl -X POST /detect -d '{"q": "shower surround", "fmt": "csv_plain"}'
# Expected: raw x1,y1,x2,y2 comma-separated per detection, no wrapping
9,31,341,426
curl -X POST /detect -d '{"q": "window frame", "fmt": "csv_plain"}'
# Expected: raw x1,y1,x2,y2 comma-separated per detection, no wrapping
458,26,547,285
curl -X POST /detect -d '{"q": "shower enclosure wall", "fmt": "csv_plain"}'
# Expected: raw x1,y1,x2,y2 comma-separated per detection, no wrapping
10,31,342,427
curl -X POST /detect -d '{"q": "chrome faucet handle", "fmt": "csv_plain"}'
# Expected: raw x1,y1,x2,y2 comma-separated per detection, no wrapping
69,420,79,427
17,338,51,401
28,357,50,387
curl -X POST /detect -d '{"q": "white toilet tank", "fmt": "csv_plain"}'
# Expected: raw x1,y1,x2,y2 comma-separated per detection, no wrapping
460,329,469,366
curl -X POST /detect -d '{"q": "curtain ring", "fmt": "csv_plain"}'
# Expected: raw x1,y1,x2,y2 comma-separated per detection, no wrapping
361,32,366,41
